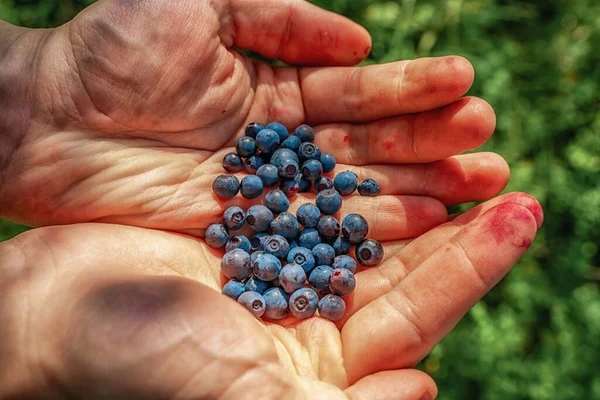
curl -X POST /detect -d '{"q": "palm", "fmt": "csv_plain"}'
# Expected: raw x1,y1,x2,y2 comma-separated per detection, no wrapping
3,0,505,240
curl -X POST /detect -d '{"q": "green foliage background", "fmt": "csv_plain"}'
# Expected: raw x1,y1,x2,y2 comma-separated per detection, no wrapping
1,0,599,398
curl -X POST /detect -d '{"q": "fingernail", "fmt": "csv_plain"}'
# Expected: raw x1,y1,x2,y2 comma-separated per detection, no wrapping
419,393,434,400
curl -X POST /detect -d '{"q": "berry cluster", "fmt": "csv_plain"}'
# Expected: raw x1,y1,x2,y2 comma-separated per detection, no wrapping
209,122,383,322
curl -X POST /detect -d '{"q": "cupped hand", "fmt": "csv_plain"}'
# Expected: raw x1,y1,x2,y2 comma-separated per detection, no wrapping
2,0,504,239
0,192,542,399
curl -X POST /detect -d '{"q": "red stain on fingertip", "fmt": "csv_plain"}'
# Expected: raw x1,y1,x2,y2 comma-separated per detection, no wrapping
485,204,535,247
519,239,532,248
382,138,394,150
343,135,350,143
364,46,371,55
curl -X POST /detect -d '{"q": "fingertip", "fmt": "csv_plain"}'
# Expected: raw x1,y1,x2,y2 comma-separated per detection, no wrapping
444,55,475,97
499,192,544,229
449,97,496,148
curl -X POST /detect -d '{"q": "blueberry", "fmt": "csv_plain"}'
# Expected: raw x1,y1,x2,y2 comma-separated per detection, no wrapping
225,234,251,253
320,153,336,173
247,205,274,232
342,214,369,244
287,246,317,274
301,160,323,181
296,204,321,228
205,223,228,248
263,287,289,320
298,142,321,162
314,176,333,192
240,175,264,199
222,280,245,300
295,174,312,192
266,122,289,142
356,239,384,267
332,236,351,256
221,249,252,280
289,288,318,319
317,215,340,239
263,234,291,259
298,228,322,249
256,164,279,187
289,240,299,250
318,294,346,322
250,250,265,263
332,255,357,274
271,212,300,240
223,206,246,230
281,135,301,152
223,152,243,173
256,128,281,153
265,189,290,214
245,122,264,139
312,243,335,266
329,268,355,296
253,254,282,282
316,189,342,215
280,178,300,197
270,148,300,168
334,171,358,196
236,136,256,157
293,124,315,143
244,276,269,294
358,178,380,196
278,159,299,179
244,155,265,174
213,174,240,198
308,265,333,292
238,291,266,318
251,233,269,251
279,263,307,294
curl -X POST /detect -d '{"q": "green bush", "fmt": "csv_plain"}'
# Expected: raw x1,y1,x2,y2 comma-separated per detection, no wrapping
2,1,600,398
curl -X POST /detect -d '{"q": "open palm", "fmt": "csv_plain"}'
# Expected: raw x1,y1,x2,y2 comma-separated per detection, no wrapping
2,0,505,239
0,192,542,399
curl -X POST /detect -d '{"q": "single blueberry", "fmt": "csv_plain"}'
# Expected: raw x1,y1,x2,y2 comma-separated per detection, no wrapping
281,135,301,152
332,255,357,274
332,236,351,256
301,159,323,181
298,228,322,249
280,178,300,197
263,234,291,259
298,142,321,162
245,122,264,139
263,287,289,320
317,215,340,239
342,214,369,244
270,148,300,168
256,164,280,188
236,136,256,157
221,249,252,280
223,152,243,173
329,268,356,296
358,178,380,196
244,155,265,174
287,246,317,274
295,173,312,193
316,189,343,215
333,171,358,196
318,294,346,322
247,205,274,232
312,243,336,266
293,124,315,143
240,175,264,199
279,263,307,294
244,276,269,294
296,204,321,228
256,128,281,153
223,206,246,230
205,223,228,248
320,153,336,173
314,176,334,192
238,291,266,318
265,189,290,214
213,174,240,198
251,250,265,264
289,288,318,319
308,265,334,292
253,254,282,282
225,234,252,253
271,212,300,240
278,159,299,179
222,280,246,301
356,239,384,267
266,122,289,142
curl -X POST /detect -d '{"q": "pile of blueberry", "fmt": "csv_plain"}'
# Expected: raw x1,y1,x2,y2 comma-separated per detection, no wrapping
208,122,383,322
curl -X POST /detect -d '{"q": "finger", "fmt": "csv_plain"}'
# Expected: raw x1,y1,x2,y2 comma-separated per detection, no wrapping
334,152,509,205
346,370,437,400
342,201,540,382
314,97,496,164
227,0,371,66
301,56,474,124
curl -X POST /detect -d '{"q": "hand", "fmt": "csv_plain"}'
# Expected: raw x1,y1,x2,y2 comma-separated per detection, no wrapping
0,192,542,399
1,0,504,240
